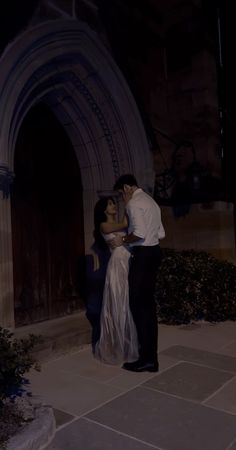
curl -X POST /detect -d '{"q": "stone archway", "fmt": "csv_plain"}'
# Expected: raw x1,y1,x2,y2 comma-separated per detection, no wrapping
0,20,153,327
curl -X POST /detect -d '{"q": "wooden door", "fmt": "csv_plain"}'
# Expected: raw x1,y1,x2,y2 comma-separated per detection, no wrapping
11,103,85,326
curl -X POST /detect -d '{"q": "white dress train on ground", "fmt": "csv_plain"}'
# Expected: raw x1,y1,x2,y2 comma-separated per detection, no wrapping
95,232,139,365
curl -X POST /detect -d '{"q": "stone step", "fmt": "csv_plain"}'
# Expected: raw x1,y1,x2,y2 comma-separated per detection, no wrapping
13,311,92,363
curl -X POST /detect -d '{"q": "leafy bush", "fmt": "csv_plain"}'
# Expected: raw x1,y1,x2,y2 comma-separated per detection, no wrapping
0,403,23,449
155,248,236,324
0,328,41,447
0,328,40,404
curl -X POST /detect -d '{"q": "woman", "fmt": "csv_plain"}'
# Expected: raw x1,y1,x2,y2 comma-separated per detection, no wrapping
93,197,139,365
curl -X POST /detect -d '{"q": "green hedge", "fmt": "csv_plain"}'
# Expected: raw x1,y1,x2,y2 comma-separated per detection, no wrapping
155,248,236,324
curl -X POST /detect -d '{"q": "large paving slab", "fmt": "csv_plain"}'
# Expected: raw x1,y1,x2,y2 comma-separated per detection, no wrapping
161,345,236,372
28,366,123,416
87,387,236,450
144,361,234,402
46,417,161,450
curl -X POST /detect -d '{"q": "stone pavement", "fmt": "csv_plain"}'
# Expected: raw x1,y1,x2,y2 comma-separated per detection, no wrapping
28,319,236,450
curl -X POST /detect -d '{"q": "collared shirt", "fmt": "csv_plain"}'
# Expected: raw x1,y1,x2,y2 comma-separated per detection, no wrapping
126,188,165,246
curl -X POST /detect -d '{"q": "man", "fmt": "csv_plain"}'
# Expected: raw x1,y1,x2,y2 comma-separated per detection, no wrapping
112,174,165,372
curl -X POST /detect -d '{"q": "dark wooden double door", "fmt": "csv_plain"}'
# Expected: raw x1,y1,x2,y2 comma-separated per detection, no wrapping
11,104,85,326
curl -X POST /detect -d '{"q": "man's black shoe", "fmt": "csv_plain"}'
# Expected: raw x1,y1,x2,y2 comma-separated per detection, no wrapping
122,360,159,373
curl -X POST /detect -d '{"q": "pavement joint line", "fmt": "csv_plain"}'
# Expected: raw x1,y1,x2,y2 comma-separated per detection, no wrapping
34,358,236,423
115,360,184,383
49,383,164,440
141,384,204,405
202,374,236,404
82,416,164,450
43,358,181,388
58,375,176,422
218,339,236,351
40,356,181,386
201,402,236,417
104,372,156,386
42,345,92,368
51,368,126,385
102,361,182,387
160,357,236,375
54,415,79,433
34,363,185,432
156,360,182,373
227,436,236,450
143,384,236,417
35,361,164,386
186,360,236,375
60,385,149,421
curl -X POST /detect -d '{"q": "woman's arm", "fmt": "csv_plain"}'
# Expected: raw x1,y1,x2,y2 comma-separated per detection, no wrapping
100,215,128,234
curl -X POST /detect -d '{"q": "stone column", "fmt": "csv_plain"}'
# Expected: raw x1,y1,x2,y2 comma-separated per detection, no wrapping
0,165,14,328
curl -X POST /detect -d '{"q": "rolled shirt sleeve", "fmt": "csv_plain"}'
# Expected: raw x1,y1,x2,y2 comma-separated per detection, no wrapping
158,222,165,240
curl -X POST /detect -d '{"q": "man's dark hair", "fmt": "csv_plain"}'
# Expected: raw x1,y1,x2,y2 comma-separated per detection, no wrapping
113,174,138,191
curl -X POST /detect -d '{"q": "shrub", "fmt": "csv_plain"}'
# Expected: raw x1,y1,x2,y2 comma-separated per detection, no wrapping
0,403,23,449
0,328,41,447
0,328,40,404
155,248,236,324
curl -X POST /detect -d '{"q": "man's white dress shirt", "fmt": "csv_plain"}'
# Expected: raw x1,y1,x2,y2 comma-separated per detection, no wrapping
126,188,165,247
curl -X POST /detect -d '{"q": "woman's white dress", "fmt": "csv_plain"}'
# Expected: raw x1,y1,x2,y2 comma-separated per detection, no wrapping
95,232,139,365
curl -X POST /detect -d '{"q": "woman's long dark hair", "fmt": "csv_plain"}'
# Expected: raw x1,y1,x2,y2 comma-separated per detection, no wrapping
93,197,114,249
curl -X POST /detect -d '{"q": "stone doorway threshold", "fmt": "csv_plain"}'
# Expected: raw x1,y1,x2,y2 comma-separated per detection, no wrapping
13,311,91,363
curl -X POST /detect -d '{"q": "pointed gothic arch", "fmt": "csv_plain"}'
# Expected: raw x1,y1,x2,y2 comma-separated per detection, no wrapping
0,20,153,327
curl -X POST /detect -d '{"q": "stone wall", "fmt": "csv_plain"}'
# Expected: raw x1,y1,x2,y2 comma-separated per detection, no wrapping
93,0,222,202
161,202,235,263
151,1,222,203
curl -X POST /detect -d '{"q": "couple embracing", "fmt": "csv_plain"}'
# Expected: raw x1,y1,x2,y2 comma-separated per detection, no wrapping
94,174,165,373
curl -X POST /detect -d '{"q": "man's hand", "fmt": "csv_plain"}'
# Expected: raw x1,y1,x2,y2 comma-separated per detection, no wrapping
110,234,123,249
